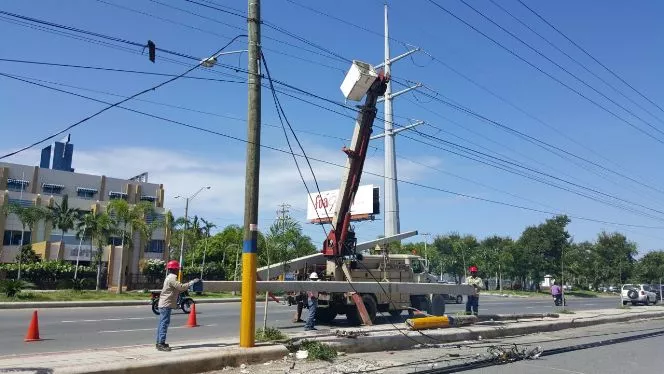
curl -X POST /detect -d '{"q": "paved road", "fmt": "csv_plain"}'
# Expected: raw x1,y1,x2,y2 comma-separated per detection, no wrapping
0,295,622,356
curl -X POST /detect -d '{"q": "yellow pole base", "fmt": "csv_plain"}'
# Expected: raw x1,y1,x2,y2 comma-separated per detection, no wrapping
406,315,451,330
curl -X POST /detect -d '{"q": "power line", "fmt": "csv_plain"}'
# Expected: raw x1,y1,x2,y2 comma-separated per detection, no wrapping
0,34,246,160
516,0,664,117
456,0,664,137
3,73,663,229
426,0,664,145
487,0,664,127
253,0,664,208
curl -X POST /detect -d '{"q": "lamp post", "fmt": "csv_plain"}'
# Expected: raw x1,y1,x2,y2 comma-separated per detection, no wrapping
174,186,210,281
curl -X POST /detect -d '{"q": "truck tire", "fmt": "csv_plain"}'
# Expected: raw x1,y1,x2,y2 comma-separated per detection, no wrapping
627,289,639,300
431,294,446,316
410,295,432,315
315,306,337,324
346,294,377,326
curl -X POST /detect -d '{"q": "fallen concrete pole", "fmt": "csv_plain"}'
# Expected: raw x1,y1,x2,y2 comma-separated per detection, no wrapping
204,280,474,295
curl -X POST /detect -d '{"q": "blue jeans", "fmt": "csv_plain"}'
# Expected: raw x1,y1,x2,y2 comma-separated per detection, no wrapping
466,295,479,315
305,298,317,330
156,307,172,344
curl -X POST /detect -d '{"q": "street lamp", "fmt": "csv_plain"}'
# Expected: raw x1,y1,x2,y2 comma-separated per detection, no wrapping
200,49,248,68
174,186,211,281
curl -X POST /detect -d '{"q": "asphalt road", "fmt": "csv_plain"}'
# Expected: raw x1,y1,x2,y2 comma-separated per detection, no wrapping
0,295,622,356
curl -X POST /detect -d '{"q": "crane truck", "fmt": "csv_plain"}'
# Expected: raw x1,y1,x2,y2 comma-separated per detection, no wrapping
204,61,473,325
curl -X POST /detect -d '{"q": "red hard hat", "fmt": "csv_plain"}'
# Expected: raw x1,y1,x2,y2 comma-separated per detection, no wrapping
167,260,180,270
469,265,478,273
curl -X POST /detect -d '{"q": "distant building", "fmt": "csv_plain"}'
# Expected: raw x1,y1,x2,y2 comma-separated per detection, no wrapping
0,156,171,291
40,134,75,172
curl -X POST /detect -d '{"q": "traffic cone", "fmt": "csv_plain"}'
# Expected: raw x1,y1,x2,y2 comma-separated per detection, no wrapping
185,303,199,328
24,310,41,342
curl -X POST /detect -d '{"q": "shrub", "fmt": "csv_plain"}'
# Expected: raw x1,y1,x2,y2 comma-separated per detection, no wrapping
0,279,35,297
256,327,287,342
299,340,337,361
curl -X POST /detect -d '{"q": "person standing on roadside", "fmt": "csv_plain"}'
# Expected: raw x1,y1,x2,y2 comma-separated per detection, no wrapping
156,260,200,351
465,265,483,316
304,272,320,331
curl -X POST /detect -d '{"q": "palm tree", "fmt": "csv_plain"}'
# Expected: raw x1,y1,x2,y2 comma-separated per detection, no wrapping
0,202,9,261
48,195,81,259
9,204,47,280
107,200,154,293
82,211,116,291
199,218,217,279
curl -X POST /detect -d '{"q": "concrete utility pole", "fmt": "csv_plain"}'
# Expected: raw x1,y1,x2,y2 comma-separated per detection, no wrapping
371,5,422,239
262,203,290,330
240,0,261,349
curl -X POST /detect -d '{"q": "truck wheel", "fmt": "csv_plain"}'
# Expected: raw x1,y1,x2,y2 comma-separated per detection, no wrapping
431,294,446,316
389,310,402,319
315,307,337,324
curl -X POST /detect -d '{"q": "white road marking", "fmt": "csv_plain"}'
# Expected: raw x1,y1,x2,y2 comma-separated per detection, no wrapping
62,317,154,323
99,324,218,333
525,306,535,309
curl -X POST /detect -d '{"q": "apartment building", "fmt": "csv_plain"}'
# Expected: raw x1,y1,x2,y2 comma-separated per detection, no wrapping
0,155,171,290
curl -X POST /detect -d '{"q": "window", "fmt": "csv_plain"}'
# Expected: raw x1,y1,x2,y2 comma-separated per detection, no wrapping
8,198,32,208
77,187,98,199
147,239,165,253
7,178,29,192
42,183,65,195
109,191,128,201
3,230,31,246
140,195,156,202
623,285,635,290
146,213,165,224
108,237,123,246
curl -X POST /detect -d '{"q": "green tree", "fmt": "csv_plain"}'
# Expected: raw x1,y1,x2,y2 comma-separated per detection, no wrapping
594,231,638,285
78,211,116,290
9,203,48,280
107,200,154,293
479,236,513,290
262,216,316,276
198,218,216,278
517,215,571,286
637,250,664,284
433,233,478,282
48,195,81,256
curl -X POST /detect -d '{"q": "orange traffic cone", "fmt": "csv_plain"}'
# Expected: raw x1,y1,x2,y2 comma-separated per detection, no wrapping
24,310,41,342
185,303,199,328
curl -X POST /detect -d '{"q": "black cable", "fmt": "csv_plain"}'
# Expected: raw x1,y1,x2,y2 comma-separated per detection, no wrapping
426,0,664,145
408,85,664,197
487,0,664,127
183,0,244,18
252,0,664,204
6,55,664,222
516,0,664,117
0,34,245,160
4,73,664,229
261,52,330,236
458,0,664,137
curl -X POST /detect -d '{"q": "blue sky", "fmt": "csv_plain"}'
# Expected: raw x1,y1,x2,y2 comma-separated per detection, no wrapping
1,0,664,253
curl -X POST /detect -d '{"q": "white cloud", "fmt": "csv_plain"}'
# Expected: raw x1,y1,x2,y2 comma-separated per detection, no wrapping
2,144,441,226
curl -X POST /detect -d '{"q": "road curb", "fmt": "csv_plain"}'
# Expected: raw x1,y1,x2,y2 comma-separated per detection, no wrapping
60,345,288,374
0,297,265,310
311,310,664,354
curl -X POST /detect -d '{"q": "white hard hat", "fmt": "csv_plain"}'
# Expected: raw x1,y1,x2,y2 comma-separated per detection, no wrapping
309,272,319,280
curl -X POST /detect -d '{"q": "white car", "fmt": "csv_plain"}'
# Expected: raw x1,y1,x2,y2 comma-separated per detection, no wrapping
621,284,658,306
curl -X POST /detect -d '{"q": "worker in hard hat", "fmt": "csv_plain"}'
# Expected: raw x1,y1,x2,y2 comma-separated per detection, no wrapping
304,271,320,331
156,260,200,351
464,265,483,316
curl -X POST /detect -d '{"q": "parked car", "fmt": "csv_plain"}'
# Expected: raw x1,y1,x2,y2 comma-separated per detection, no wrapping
621,284,658,306
649,284,663,301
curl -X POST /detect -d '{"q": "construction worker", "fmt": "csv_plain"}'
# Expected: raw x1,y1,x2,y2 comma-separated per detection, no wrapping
304,272,319,331
465,265,483,316
155,260,200,351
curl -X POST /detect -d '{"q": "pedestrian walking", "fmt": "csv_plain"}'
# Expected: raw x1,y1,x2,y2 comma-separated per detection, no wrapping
465,265,483,316
305,272,319,331
155,260,199,351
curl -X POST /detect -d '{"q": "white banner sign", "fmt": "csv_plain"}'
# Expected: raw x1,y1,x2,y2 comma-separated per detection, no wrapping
306,184,376,221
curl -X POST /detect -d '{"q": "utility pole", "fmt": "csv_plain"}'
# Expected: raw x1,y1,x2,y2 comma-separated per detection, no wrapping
422,232,430,270
240,0,261,349
371,5,422,239
262,203,290,330
178,198,189,282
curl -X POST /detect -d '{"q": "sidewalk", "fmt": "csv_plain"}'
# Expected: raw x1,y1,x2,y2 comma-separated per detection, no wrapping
1,307,662,374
